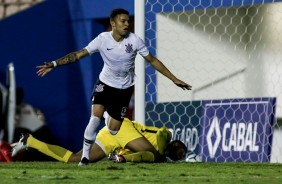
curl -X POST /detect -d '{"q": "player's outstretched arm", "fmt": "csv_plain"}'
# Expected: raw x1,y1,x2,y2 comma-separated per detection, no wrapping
143,53,192,90
36,49,89,77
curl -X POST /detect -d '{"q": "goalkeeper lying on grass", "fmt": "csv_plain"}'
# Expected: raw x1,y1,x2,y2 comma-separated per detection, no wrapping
12,113,187,163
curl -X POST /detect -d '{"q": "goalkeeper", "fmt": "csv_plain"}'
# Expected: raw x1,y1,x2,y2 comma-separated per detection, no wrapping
12,113,187,163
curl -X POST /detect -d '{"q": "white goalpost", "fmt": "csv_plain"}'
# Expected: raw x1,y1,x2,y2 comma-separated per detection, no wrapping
134,0,146,124
136,0,282,163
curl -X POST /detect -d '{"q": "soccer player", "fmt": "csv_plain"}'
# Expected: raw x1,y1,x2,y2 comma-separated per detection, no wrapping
12,114,187,163
36,8,192,165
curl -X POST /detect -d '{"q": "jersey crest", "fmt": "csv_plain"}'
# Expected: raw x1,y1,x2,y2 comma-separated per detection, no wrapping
125,43,133,53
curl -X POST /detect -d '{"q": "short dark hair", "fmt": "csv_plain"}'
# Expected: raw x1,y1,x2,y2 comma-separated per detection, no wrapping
110,8,129,20
166,140,187,161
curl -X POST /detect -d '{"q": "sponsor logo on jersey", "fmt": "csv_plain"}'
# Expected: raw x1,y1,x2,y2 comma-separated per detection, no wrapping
125,43,133,53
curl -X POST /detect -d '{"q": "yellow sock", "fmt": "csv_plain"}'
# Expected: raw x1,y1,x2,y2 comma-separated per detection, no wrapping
123,151,154,162
27,136,73,163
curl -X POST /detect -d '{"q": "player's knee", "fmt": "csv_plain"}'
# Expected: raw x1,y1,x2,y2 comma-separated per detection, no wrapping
108,128,118,135
107,118,121,135
90,116,101,126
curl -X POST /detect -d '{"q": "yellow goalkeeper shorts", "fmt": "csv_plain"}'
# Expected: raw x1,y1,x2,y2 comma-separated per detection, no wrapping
95,118,143,155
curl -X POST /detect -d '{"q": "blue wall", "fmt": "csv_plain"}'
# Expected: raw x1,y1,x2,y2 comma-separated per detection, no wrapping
0,0,134,151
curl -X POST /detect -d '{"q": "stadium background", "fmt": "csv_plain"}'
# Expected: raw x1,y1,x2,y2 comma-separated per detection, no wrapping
0,0,134,152
0,0,282,163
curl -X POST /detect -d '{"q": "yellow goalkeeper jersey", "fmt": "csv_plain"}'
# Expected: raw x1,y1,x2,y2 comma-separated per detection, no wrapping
95,118,172,155
131,120,172,155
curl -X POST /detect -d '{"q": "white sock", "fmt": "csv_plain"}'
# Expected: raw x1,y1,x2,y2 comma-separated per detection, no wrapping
81,116,101,160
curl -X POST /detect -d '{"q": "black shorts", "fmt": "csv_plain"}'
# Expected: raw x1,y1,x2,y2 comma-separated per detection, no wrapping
91,79,134,122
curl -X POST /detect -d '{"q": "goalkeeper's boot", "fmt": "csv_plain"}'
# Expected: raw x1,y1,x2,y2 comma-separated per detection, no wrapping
78,157,89,166
11,133,30,157
108,153,126,163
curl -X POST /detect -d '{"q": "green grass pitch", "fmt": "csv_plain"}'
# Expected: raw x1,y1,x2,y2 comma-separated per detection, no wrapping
1,161,282,184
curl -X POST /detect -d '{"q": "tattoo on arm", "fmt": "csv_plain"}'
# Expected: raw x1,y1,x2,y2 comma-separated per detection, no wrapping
55,49,88,66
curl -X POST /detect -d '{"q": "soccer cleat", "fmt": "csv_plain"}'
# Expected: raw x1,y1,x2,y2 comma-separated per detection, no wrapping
185,153,201,162
78,157,89,166
108,153,126,163
11,133,30,157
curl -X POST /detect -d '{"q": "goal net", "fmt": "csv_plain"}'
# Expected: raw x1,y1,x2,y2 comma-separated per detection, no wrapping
141,0,282,163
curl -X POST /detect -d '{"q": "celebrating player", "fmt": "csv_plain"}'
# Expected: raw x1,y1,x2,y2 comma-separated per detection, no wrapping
36,8,192,165
12,114,187,163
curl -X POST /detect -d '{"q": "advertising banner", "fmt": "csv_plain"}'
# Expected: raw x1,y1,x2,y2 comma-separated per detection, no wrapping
146,97,276,162
146,101,203,154
200,98,276,162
